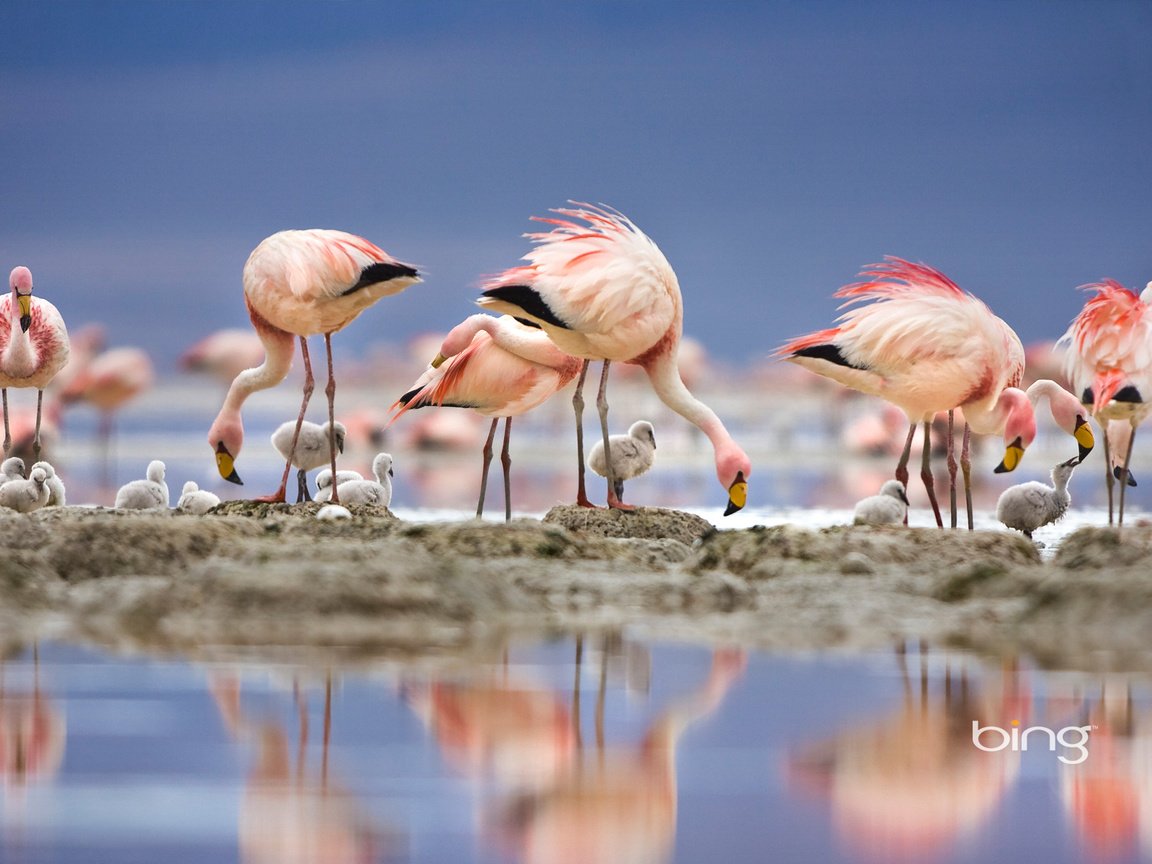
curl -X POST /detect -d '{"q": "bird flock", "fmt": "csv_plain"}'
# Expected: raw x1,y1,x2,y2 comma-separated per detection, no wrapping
2,202,1149,537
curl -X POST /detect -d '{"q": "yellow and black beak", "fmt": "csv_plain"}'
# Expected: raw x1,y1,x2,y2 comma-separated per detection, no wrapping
1074,415,1095,463
215,442,243,485
724,471,747,516
993,437,1026,474
431,352,447,369
17,294,31,332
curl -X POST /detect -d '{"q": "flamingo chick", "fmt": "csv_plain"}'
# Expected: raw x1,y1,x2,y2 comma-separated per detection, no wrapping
1059,279,1152,525
0,457,25,485
0,267,70,458
996,457,1078,540
778,258,1092,529
335,452,393,507
270,419,346,503
587,420,656,504
207,229,420,505
477,204,751,515
390,314,581,520
177,480,221,515
29,461,65,506
114,460,169,510
0,466,49,512
316,504,352,520
315,467,363,503
852,479,910,526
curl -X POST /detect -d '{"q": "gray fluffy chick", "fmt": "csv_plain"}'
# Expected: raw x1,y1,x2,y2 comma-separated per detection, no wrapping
995,457,1078,539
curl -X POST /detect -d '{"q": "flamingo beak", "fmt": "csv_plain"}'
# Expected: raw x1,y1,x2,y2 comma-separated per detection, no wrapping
993,437,1026,474
724,471,747,516
1073,416,1095,463
215,442,243,485
17,295,31,332
431,352,447,369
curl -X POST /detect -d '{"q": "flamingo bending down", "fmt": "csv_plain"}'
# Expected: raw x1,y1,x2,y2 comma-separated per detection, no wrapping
207,229,420,504
390,313,581,520
477,204,751,515
1059,279,1152,525
778,258,1092,528
0,268,70,458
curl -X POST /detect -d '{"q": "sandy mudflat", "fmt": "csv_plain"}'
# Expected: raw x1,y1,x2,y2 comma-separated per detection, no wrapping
1,502,1150,671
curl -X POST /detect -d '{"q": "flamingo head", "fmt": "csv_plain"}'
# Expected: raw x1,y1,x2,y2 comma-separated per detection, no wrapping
431,314,493,368
719,446,752,516
993,391,1038,474
208,416,244,485
9,266,33,332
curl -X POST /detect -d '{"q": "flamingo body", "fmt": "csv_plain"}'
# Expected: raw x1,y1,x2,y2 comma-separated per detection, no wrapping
477,205,751,513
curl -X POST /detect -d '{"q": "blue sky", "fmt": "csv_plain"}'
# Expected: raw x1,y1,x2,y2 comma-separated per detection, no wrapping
3,1,1150,370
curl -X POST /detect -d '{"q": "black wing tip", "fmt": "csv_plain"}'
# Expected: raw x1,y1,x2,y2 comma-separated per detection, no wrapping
792,343,863,370
345,261,420,295
481,284,571,330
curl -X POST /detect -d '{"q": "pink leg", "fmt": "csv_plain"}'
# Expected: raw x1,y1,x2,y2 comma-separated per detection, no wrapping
501,417,513,522
1118,421,1137,527
1,390,9,456
597,360,633,512
33,390,44,460
476,418,498,519
258,336,312,503
921,420,943,527
324,333,340,505
946,410,958,529
961,423,974,530
895,423,916,525
573,360,597,508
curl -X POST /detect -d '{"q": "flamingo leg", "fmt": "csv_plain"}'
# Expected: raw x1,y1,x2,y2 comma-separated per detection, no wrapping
895,423,916,525
946,410,958,529
296,469,311,503
921,419,943,527
597,360,633,511
1118,420,1137,527
324,333,340,506
961,423,974,530
476,418,498,519
262,336,313,503
573,360,597,508
33,390,44,460
99,411,114,489
501,417,513,522
1103,422,1115,525
1,389,9,456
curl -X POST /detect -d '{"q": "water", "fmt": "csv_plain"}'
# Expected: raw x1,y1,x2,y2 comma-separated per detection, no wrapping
2,640,1150,864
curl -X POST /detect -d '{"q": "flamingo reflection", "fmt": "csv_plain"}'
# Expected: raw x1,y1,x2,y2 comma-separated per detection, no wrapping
210,672,396,864
787,646,1025,863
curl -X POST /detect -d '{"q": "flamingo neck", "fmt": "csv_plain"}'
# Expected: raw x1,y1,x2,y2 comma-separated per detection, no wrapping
3,290,37,378
209,332,294,450
968,387,1036,444
643,353,749,483
1026,379,1084,433
466,315,573,370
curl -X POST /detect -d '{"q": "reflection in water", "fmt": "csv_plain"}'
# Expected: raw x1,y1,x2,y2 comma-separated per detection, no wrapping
211,672,397,864
0,640,1150,863
788,646,1024,863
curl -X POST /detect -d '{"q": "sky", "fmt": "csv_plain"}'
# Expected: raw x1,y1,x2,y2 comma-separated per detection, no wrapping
2,0,1151,372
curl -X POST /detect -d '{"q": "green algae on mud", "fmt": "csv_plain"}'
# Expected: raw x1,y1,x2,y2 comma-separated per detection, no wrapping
1,505,1150,672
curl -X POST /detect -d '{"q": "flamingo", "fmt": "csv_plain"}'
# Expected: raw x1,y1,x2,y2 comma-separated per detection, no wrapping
390,313,581,520
777,258,1093,528
181,327,267,387
207,229,420,503
0,267,70,458
59,345,155,481
1058,279,1152,525
477,203,751,515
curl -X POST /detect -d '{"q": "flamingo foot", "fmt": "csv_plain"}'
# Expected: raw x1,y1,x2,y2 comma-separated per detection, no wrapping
607,493,635,512
253,489,288,504
576,495,601,509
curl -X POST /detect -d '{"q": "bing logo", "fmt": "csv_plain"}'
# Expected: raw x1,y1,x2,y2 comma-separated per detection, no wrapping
971,719,1092,765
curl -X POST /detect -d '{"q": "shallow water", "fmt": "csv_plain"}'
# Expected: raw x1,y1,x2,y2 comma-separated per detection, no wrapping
3,640,1150,864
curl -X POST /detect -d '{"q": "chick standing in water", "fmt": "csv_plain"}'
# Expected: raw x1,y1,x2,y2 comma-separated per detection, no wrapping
996,457,1078,539
853,479,910,526
587,421,656,505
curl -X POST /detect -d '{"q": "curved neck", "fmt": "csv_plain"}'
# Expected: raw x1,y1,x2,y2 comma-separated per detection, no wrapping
209,331,294,441
1025,378,1084,433
967,386,1035,443
481,316,574,370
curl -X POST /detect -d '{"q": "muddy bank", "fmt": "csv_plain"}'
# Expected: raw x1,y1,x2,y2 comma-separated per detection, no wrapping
1,503,1149,671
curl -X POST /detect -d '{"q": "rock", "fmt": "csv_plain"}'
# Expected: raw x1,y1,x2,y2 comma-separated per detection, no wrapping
543,504,714,546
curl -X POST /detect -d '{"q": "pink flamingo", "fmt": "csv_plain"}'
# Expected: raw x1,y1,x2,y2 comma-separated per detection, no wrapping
778,258,1093,528
181,328,268,388
0,267,70,458
208,229,420,503
1059,279,1152,525
390,313,581,519
478,204,751,515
